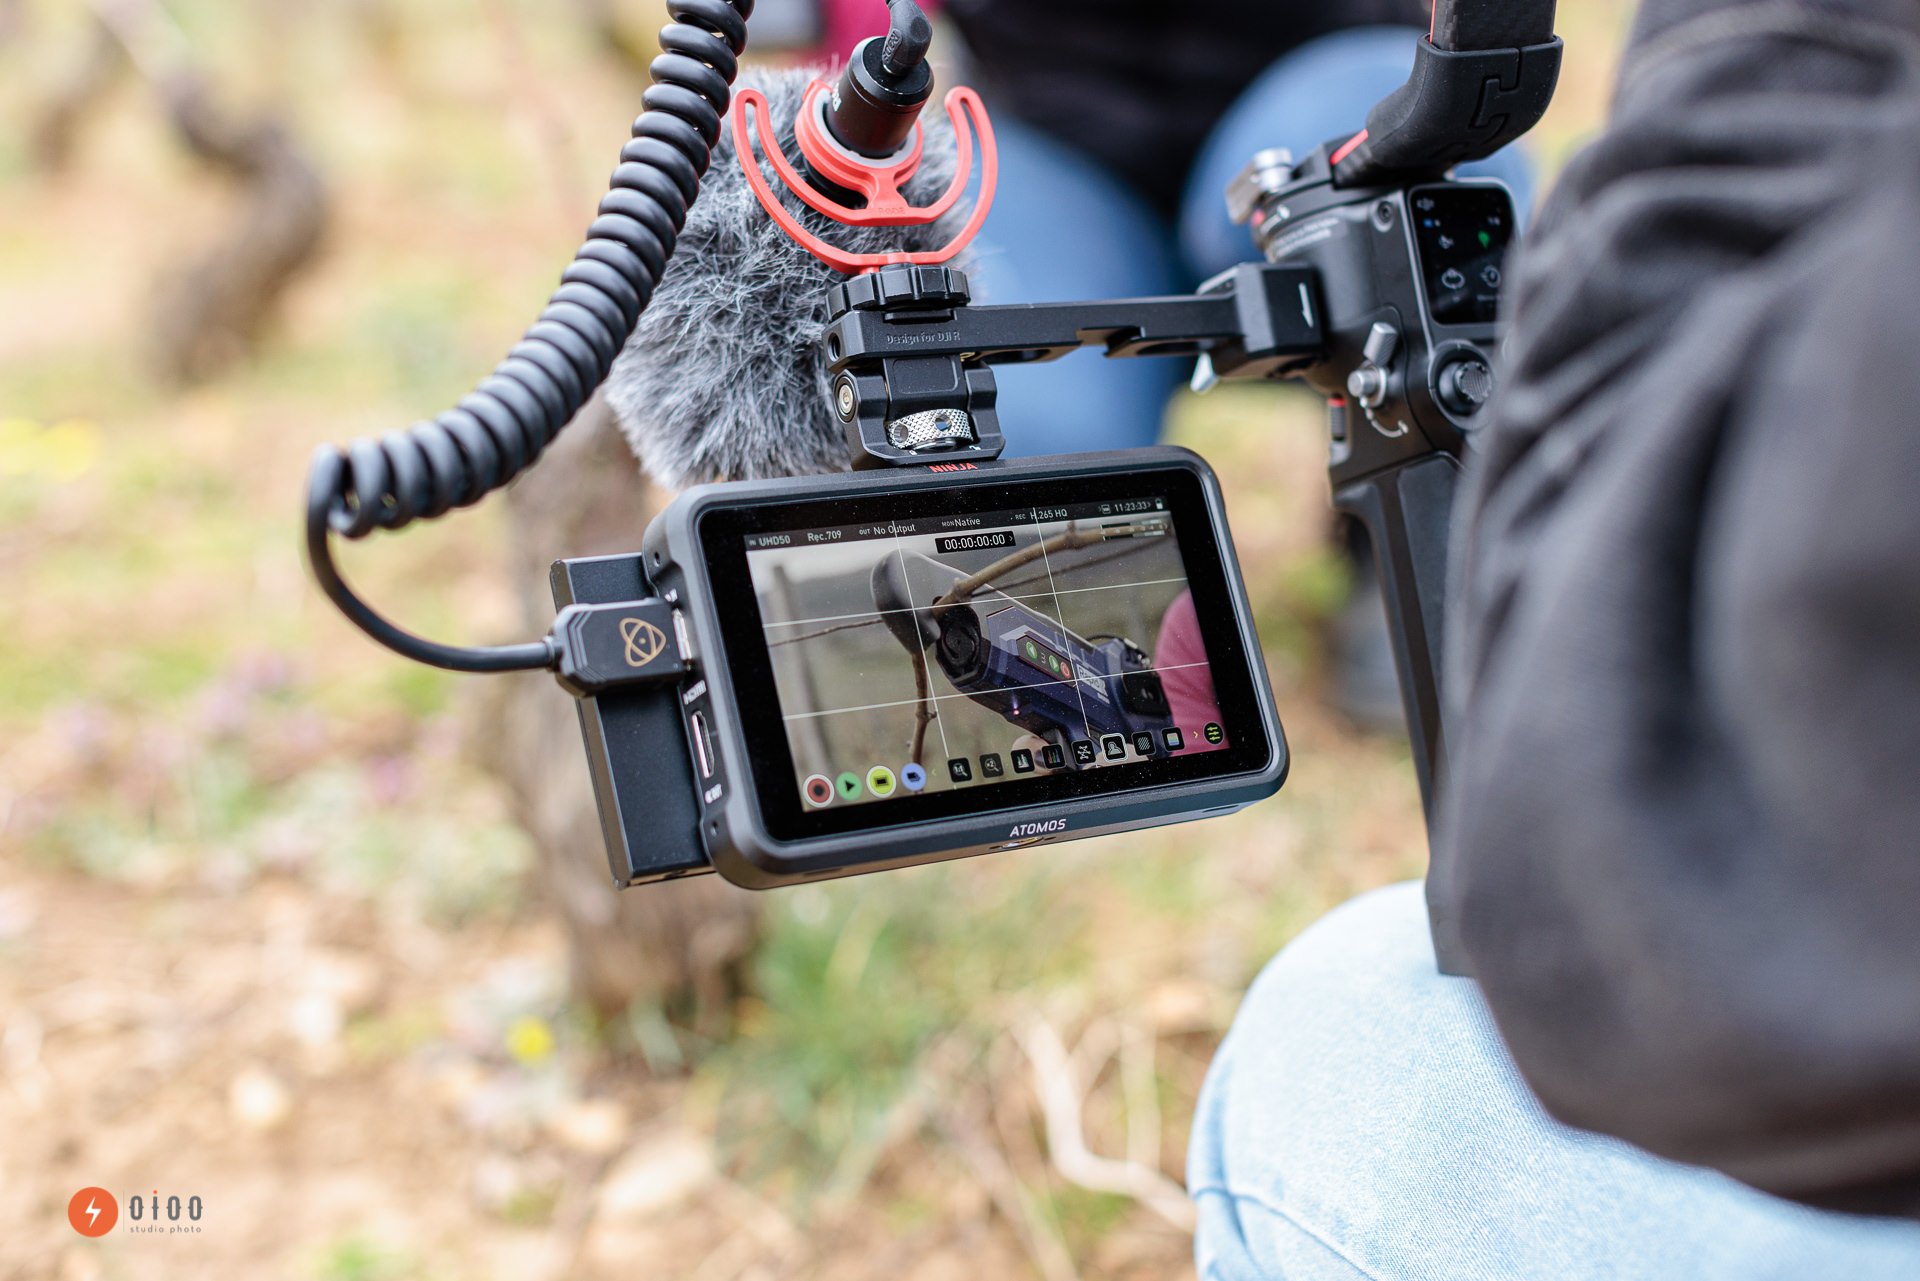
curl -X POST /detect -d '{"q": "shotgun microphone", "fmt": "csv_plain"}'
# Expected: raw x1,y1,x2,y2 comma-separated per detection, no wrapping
604,54,967,491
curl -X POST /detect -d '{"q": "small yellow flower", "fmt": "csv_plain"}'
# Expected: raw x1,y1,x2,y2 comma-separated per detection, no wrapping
505,1015,555,1065
0,418,102,482
40,420,102,482
0,419,36,478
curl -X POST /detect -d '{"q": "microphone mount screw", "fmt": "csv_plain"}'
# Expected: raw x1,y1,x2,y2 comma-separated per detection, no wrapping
835,376,857,421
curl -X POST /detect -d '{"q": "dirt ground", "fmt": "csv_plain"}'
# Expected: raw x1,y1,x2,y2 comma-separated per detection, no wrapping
0,2,1632,1276
0,696,1426,1281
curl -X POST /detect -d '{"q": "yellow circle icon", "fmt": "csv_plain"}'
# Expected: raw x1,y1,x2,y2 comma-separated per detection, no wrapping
866,766,897,797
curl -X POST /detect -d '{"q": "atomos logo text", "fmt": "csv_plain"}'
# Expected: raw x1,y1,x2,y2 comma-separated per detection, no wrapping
67,1188,117,1237
1009,819,1068,838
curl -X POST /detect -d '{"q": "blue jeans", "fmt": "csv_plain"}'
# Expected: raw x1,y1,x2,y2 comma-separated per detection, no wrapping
968,27,1536,456
1187,883,1920,1279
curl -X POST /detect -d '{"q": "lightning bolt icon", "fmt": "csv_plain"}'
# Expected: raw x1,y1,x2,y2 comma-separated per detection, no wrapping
85,1197,100,1228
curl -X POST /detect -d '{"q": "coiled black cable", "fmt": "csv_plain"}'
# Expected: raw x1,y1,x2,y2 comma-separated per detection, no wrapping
305,0,753,673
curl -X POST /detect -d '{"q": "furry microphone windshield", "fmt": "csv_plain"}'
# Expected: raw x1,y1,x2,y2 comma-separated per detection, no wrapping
604,66,966,490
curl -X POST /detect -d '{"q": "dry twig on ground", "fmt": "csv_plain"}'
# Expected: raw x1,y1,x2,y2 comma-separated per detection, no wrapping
938,1087,1080,1281
1015,1014,1197,1232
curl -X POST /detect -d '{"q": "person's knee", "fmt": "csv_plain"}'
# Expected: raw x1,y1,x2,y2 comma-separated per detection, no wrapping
1190,887,1920,1279
1180,28,1423,278
1189,880,1450,1186
1225,880,1443,1042
1188,883,1522,1268
969,119,1184,452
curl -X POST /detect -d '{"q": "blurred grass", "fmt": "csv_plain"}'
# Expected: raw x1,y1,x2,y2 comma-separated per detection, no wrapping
0,0,1636,1270
313,1234,423,1281
713,859,1086,1193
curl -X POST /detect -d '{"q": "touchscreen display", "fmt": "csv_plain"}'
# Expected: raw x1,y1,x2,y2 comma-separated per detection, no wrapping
1410,184,1513,327
741,494,1232,814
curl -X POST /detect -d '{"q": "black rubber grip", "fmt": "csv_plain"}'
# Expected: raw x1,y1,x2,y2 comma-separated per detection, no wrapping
1432,0,1558,52
1333,0,1561,188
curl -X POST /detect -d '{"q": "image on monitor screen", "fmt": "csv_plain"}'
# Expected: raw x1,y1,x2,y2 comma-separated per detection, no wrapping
743,496,1231,811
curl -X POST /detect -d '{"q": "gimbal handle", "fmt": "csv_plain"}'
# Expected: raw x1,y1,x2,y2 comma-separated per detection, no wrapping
1332,0,1561,188
1333,458,1456,824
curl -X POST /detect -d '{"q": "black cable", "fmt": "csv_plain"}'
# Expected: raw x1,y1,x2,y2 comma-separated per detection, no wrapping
306,450,559,672
304,0,754,673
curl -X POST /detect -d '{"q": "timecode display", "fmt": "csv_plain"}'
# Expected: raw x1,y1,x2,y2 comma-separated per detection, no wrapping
935,530,1017,555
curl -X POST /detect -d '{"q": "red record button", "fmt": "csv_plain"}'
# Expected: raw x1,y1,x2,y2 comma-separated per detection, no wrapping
804,775,835,806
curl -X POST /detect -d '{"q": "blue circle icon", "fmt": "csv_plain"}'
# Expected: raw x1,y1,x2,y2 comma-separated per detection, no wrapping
900,763,927,792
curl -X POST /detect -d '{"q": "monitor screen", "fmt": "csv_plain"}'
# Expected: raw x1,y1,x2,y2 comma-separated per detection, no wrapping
699,466,1274,841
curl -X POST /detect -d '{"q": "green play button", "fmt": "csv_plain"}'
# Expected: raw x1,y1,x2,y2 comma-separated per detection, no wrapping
836,772,863,800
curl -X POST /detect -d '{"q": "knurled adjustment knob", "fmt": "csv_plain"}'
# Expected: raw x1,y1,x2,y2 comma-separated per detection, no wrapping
825,264,971,319
1436,357,1495,417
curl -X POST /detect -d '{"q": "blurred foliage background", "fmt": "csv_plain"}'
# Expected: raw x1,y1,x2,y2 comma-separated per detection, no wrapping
0,1,1632,1277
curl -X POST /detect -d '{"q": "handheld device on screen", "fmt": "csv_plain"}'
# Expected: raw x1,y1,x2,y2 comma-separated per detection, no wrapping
750,493,1221,807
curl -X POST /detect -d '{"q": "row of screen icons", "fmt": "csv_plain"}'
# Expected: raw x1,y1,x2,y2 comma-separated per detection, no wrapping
802,723,1226,805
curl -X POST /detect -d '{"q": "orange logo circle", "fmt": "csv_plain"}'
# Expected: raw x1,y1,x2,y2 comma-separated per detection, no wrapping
67,1187,118,1237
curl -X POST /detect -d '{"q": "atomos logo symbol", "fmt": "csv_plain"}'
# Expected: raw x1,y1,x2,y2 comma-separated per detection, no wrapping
620,616,667,667
68,1188,117,1237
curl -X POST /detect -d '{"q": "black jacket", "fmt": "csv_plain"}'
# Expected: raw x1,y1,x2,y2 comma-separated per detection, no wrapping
945,0,1430,216
1441,0,1920,1219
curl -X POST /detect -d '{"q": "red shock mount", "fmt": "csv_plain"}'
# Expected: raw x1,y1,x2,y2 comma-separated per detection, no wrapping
731,77,997,276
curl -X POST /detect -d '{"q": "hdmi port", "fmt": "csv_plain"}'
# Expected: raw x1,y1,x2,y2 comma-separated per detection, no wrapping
690,712,715,780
